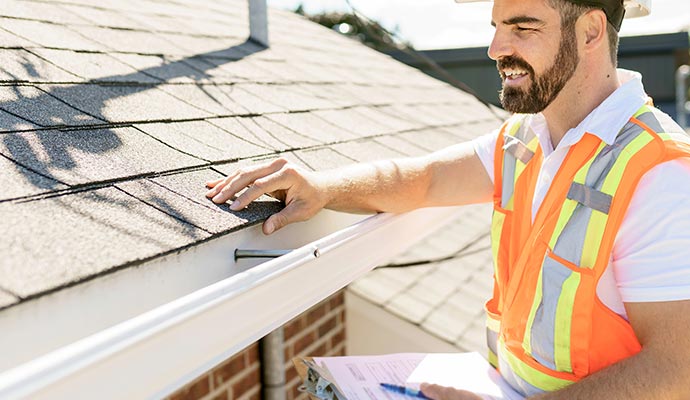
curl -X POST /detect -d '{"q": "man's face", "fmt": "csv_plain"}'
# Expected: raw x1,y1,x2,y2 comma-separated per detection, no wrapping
489,0,580,114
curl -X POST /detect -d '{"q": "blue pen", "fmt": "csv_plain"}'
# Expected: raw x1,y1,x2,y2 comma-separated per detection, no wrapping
379,383,431,399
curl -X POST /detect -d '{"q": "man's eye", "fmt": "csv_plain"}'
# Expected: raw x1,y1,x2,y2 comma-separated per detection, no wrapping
516,26,535,32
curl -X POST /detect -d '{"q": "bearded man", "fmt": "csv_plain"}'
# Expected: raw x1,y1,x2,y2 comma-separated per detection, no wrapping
205,0,690,398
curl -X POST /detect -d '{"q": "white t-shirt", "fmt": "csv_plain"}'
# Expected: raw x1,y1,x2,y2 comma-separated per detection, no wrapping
472,69,690,318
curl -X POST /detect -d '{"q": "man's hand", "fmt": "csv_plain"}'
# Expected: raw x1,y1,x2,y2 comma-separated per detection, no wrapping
205,158,327,235
420,383,483,400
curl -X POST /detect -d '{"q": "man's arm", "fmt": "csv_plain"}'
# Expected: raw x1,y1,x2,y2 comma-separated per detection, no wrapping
205,141,493,234
420,299,690,400
530,299,690,400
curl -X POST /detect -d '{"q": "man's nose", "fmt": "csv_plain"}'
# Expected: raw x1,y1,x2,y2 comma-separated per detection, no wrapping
488,30,513,61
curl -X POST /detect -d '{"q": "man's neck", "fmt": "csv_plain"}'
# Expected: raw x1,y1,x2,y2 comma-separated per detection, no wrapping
542,67,620,148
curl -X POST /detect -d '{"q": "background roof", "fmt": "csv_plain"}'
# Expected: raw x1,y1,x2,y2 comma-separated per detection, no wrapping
268,0,690,50
0,0,500,310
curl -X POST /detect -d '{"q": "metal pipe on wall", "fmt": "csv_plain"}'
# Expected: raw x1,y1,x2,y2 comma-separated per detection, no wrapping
260,327,287,400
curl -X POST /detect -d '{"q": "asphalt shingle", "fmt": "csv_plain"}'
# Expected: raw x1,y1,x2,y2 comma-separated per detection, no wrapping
0,18,103,51
43,84,210,123
0,127,205,186
29,49,160,84
265,112,358,144
0,153,67,200
0,109,39,132
313,108,393,139
66,25,185,55
0,0,89,25
292,148,355,170
117,169,283,235
331,139,407,162
0,26,36,47
0,289,18,310
157,84,245,116
134,120,270,162
0,49,79,83
0,85,102,127
0,186,209,298
107,54,209,84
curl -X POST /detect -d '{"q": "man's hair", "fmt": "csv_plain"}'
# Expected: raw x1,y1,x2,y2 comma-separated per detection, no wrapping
546,0,620,66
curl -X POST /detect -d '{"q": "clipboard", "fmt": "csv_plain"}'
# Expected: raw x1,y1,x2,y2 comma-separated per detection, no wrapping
292,357,346,400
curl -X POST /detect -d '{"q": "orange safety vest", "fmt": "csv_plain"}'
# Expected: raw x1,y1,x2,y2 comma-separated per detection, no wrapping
487,105,690,396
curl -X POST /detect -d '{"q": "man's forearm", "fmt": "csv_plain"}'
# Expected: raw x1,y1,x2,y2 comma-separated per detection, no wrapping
530,348,688,400
318,157,432,214
319,141,492,214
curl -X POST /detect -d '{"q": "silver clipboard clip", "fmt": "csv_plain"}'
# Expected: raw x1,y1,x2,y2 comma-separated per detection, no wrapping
298,359,347,400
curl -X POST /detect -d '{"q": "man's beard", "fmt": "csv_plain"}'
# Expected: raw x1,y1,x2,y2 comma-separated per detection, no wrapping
497,31,579,114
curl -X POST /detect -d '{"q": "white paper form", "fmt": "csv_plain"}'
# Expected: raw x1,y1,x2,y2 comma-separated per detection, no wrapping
406,352,524,400
314,353,427,400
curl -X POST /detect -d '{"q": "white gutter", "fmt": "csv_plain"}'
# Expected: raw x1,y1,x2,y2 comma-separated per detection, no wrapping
0,206,464,400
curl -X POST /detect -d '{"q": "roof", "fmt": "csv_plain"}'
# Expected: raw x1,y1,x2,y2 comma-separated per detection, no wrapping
348,203,494,352
0,0,500,310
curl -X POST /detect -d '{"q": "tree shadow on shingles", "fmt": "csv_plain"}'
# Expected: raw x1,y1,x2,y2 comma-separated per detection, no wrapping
2,39,269,242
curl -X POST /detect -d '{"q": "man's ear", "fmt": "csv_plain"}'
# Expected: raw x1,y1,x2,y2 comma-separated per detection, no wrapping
579,9,607,50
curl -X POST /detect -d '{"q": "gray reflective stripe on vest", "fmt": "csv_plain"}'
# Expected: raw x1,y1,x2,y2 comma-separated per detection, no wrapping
527,117,653,371
504,135,535,164
486,327,499,357
555,121,646,266
566,182,612,214
498,353,545,397
501,119,536,208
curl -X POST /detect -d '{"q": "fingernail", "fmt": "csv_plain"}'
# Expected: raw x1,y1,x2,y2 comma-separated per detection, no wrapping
212,194,222,203
265,221,274,234
230,200,240,210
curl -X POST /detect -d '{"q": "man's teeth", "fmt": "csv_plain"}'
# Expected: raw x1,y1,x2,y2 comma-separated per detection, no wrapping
504,69,527,78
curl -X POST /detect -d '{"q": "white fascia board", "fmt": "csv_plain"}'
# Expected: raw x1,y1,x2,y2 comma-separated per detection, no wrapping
0,206,464,400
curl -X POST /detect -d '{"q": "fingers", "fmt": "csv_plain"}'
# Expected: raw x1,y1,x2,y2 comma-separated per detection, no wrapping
231,173,290,211
205,158,288,204
263,203,302,235
205,177,224,188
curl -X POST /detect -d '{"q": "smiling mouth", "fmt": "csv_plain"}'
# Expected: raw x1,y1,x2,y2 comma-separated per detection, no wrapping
502,68,529,84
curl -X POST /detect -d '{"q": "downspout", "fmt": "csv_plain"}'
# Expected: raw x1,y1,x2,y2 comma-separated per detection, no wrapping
248,0,282,393
260,328,286,400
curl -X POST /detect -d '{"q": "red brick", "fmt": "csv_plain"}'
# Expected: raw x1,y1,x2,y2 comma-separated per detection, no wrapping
210,391,229,400
329,327,345,349
283,316,305,341
312,342,327,357
213,351,247,386
338,309,346,324
306,303,328,326
286,362,298,384
246,343,260,366
232,366,261,398
168,376,210,400
289,379,303,400
292,331,317,356
317,315,338,337
328,292,344,311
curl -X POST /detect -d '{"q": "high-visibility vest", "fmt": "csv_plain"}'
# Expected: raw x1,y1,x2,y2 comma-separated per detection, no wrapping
487,104,690,396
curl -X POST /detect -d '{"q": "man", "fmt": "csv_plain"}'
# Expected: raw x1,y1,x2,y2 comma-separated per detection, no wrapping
206,0,690,398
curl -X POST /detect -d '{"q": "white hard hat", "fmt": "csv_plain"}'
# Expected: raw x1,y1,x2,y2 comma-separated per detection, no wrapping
454,0,651,30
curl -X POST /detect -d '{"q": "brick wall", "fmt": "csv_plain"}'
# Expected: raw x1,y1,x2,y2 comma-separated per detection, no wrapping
167,290,346,400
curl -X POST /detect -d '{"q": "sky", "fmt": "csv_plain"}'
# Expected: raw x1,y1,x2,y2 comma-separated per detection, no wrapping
267,0,690,50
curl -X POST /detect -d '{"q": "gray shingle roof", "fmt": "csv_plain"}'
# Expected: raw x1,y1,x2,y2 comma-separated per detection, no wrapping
0,0,500,310
348,204,495,352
